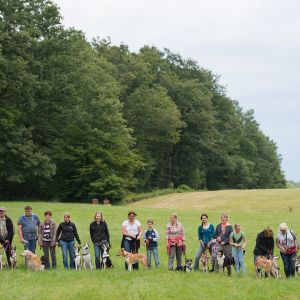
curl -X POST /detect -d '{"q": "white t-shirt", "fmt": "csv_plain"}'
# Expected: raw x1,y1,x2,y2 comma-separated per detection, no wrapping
122,220,141,240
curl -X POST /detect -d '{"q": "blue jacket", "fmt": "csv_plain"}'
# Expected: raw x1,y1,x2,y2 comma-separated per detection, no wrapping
144,229,159,248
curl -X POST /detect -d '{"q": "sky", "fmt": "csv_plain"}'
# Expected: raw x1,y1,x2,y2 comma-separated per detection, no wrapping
53,0,300,181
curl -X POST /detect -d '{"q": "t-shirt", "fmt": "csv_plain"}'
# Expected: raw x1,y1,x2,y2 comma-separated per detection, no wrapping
122,220,141,240
230,231,246,245
18,214,40,235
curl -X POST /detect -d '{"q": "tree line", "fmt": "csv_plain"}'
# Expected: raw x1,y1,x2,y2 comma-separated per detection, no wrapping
0,0,286,202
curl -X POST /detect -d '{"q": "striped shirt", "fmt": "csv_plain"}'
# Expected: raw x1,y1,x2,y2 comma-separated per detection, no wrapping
43,222,51,242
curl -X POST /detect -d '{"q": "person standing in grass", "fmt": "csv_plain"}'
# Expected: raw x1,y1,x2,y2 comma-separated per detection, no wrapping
121,211,142,270
144,218,160,268
276,223,299,278
194,213,215,271
18,205,40,254
0,207,14,268
230,224,246,274
215,213,233,275
38,211,57,270
56,213,81,269
90,211,110,269
166,213,185,271
253,227,274,263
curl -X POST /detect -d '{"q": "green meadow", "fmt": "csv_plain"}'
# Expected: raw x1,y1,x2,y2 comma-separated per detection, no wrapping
1,189,300,300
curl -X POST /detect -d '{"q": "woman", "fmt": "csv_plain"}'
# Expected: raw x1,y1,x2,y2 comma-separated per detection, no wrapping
90,211,110,269
194,213,215,271
230,224,246,274
165,213,185,271
215,213,233,275
121,211,142,270
253,227,274,263
38,210,57,269
276,223,299,278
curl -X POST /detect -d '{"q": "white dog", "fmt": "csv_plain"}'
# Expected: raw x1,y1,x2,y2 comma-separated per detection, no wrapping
81,243,93,270
0,244,3,270
10,246,17,270
74,244,82,270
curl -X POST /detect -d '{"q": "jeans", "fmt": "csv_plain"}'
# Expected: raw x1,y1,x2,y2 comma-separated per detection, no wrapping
123,238,138,270
232,247,245,273
24,239,37,254
146,247,160,268
280,252,296,278
168,245,183,270
42,241,56,269
94,243,102,269
59,240,75,269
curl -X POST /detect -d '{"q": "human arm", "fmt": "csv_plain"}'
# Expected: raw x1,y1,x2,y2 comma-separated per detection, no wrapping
153,229,159,242
104,222,110,244
73,223,81,245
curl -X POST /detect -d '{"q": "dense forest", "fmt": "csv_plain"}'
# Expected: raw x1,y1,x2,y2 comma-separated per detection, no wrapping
0,0,286,202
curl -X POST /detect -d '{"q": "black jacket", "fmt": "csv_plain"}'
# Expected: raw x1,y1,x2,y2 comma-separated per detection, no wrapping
253,231,274,256
56,221,81,243
215,223,233,245
0,215,14,242
89,221,110,244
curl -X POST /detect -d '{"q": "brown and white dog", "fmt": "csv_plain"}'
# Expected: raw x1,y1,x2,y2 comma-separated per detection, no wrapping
292,255,300,275
21,250,43,271
0,244,3,270
256,256,279,278
200,249,210,273
116,249,148,271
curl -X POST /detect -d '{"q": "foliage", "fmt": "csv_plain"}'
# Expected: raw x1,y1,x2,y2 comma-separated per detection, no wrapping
0,0,286,202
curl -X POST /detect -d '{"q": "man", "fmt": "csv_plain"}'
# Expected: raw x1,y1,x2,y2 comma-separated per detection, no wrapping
56,213,81,269
18,205,40,253
0,207,14,267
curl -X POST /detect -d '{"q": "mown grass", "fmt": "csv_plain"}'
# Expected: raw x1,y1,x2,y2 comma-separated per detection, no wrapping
0,191,300,300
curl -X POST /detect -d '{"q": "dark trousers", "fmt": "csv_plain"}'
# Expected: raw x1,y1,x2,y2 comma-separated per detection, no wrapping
0,240,11,267
123,238,138,270
280,252,296,278
42,241,56,269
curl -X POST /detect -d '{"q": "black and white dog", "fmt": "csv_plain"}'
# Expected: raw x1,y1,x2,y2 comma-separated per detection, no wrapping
100,241,113,269
184,258,193,272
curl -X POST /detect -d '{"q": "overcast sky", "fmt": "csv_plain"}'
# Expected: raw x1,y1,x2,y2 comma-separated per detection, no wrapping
53,0,300,181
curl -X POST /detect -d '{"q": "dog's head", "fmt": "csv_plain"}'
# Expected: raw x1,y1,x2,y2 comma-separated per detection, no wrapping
40,255,48,265
21,250,33,258
185,258,193,268
216,251,225,267
81,243,90,254
10,246,17,257
73,244,81,254
116,249,127,257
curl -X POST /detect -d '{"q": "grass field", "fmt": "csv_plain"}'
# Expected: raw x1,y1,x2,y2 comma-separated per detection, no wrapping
1,189,300,300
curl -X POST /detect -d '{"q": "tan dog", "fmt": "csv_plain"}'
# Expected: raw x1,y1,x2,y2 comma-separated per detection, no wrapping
256,256,279,278
116,249,148,271
21,250,43,271
200,249,210,273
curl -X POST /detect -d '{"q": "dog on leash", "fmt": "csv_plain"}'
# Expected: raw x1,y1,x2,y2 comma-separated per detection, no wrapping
10,246,17,270
116,249,148,271
0,244,3,270
81,243,93,270
74,244,82,270
21,250,43,271
292,255,300,275
101,242,113,269
200,249,210,273
256,256,280,278
40,255,49,271
184,258,193,272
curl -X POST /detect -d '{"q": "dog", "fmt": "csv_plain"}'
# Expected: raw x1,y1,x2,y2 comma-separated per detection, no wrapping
216,250,225,270
216,250,234,276
256,256,280,278
40,255,49,271
184,258,193,272
292,255,300,275
21,250,43,271
81,243,93,270
116,249,148,271
74,244,82,270
0,244,3,270
10,246,17,270
200,249,210,273
101,242,113,269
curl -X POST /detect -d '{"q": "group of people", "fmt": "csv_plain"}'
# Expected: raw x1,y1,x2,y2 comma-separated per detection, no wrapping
0,206,299,277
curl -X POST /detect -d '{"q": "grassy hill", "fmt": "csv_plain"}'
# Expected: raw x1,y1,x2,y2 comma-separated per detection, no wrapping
1,189,300,299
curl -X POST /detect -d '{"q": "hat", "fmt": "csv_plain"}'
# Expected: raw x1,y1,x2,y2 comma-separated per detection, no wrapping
0,207,6,212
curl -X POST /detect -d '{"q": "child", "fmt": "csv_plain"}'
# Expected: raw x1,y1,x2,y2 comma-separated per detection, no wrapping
144,219,160,268
230,224,246,273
